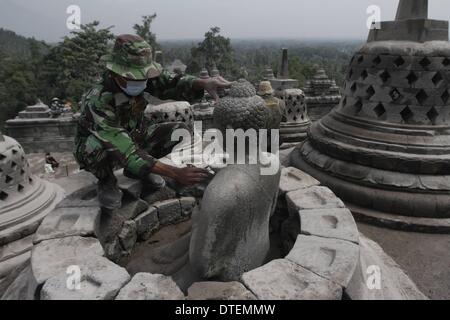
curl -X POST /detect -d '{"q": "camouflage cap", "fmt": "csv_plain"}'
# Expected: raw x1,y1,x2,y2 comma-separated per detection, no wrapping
101,34,162,80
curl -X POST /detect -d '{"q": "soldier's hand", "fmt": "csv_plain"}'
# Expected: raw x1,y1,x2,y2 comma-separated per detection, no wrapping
174,166,212,186
193,77,232,102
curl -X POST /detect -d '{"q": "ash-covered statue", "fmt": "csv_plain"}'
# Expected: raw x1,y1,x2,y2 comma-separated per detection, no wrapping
74,34,231,209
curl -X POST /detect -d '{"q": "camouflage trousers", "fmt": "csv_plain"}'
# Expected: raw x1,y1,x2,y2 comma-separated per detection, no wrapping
74,122,186,180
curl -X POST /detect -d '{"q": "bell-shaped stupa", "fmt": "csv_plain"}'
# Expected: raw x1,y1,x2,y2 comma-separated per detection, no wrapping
303,66,341,121
0,132,64,285
292,0,450,231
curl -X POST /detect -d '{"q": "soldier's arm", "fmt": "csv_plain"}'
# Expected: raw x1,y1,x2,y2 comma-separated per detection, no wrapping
87,94,211,185
87,94,156,177
152,69,204,103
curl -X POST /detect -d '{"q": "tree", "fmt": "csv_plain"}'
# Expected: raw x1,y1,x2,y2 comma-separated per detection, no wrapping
39,21,114,106
0,51,40,129
187,27,237,79
133,14,159,50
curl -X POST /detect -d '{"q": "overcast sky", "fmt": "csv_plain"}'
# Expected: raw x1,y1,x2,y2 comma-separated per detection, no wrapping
2,0,450,42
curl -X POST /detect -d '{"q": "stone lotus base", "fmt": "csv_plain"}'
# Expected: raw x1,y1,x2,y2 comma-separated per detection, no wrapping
0,167,425,300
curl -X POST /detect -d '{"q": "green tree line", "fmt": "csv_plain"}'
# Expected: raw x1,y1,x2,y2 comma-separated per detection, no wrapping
0,14,359,129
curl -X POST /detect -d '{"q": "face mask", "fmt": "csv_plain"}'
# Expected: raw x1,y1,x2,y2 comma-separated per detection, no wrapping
118,79,148,96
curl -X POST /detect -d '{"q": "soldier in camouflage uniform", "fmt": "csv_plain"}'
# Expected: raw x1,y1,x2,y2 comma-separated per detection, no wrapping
74,34,231,209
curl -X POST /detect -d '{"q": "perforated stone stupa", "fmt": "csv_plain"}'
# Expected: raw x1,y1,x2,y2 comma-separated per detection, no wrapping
291,0,450,231
304,66,341,121
0,132,63,294
266,49,311,145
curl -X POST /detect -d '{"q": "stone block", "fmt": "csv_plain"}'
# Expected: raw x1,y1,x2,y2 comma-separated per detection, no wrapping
179,197,197,217
286,186,345,216
116,170,143,199
118,220,137,253
31,236,104,285
56,186,99,209
41,256,130,300
187,281,256,300
299,208,359,244
103,238,126,263
33,206,101,244
53,171,97,195
0,253,31,299
286,235,359,288
1,264,35,300
142,186,177,205
0,234,33,263
154,200,182,226
0,251,30,279
116,273,184,300
241,259,342,300
279,167,320,194
135,207,160,241
117,199,149,221
346,234,428,300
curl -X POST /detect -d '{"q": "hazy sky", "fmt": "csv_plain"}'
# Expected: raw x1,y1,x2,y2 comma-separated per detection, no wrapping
2,0,450,42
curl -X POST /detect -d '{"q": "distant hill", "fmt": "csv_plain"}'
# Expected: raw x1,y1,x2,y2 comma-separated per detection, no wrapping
0,28,48,57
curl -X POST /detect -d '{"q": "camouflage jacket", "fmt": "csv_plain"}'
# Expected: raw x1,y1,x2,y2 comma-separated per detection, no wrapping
75,70,203,176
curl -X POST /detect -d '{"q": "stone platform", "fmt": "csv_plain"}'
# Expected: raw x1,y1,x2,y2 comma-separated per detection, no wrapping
5,102,77,154
0,166,425,300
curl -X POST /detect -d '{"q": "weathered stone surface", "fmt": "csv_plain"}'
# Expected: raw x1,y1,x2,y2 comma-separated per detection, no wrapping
142,186,176,205
279,167,320,194
0,253,30,298
0,234,33,263
41,256,130,300
56,186,99,209
0,250,30,278
135,207,160,241
214,80,270,132
1,263,36,300
155,199,182,226
286,235,360,288
33,206,101,244
0,134,65,246
300,208,359,244
346,234,428,300
190,163,281,281
117,199,149,221
286,186,345,215
280,216,300,255
98,199,149,245
116,273,184,300
177,184,207,198
116,170,143,199
118,220,137,252
179,197,197,217
293,2,450,223
103,238,126,263
54,170,97,195
187,281,257,300
241,259,342,300
31,236,104,285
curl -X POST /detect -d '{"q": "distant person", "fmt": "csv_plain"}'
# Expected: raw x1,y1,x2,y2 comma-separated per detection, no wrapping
45,153,60,169
50,97,63,118
74,34,231,209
